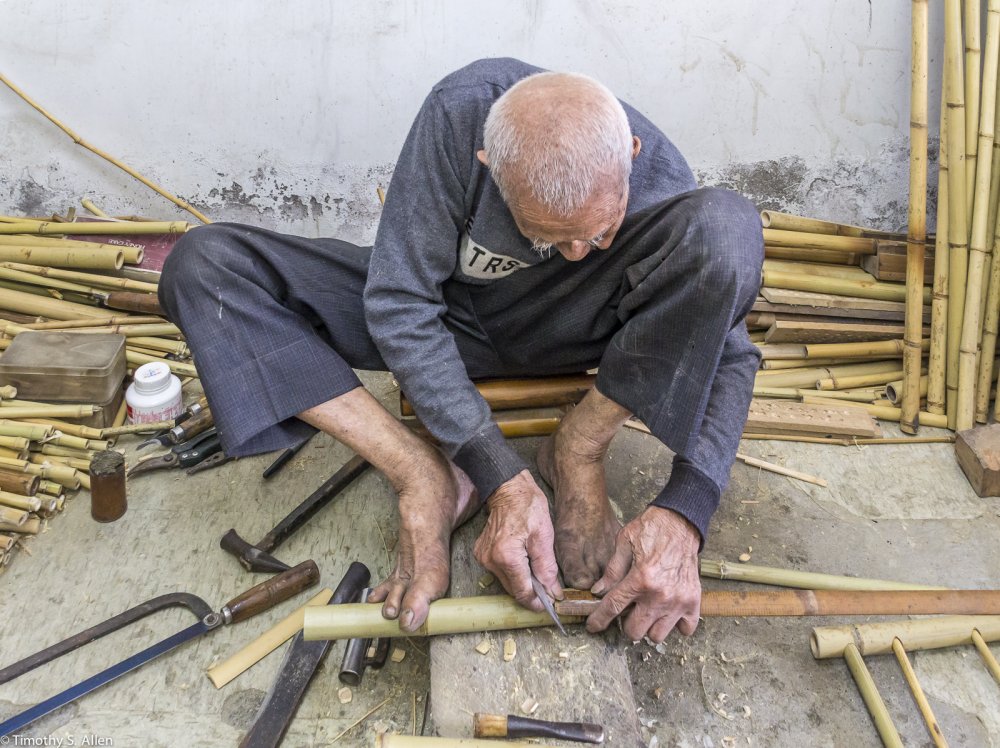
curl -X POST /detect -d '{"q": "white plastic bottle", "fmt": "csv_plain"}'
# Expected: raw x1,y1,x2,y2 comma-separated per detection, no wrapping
126,362,184,424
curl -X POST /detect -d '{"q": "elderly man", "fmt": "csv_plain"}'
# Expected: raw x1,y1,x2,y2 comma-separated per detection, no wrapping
160,57,762,642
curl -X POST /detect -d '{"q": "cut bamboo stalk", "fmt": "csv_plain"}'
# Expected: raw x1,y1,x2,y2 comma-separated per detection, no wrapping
945,0,970,427
2,262,159,294
0,266,105,296
81,198,110,219
37,480,64,497
816,370,904,390
800,396,950,428
0,516,41,535
762,229,877,253
0,469,39,496
762,259,873,279
0,245,124,270
0,490,40,513
971,629,1000,683
21,419,102,439
843,643,904,748
0,220,188,236
0,436,29,451
760,357,898,371
753,386,883,403
0,286,116,320
206,588,335,689
966,0,983,215
699,559,944,591
812,616,1000,658
0,506,28,526
885,375,929,404
125,350,198,379
956,0,1000,431
0,446,25,461
762,270,929,304
928,69,951,416
0,405,98,419
759,211,868,237
20,314,165,329
735,453,826,486
47,434,111,451
902,0,930,434
892,638,949,747
0,458,81,489
805,339,929,359
0,533,14,552
740,433,954,445
0,73,210,224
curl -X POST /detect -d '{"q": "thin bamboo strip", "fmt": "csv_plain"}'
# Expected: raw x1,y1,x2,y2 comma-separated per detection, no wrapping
816,370,904,390
125,350,198,379
0,244,124,270
812,616,1000,658
762,229,877,253
891,638,949,747
8,266,157,295
885,375,929,404
735,453,826,486
956,0,1000,431
966,0,982,217
902,0,930,434
805,339,928,359
759,211,867,237
22,419,102,439
800,396,949,428
0,221,188,236
929,75,952,416
21,315,165,329
762,271,929,304
0,405,98,419
0,490,40,513
843,643,904,748
0,286,116,320
0,419,55,441
971,629,1000,683
699,559,944,591
945,0,970,427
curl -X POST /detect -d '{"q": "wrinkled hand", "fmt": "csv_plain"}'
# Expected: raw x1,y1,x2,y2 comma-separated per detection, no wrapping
474,470,562,611
586,507,701,642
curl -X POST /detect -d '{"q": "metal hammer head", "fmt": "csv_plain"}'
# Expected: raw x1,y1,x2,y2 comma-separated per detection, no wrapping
220,529,291,573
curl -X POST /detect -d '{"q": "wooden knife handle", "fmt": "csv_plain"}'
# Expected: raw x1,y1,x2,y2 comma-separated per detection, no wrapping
104,291,164,315
222,560,320,624
170,408,213,443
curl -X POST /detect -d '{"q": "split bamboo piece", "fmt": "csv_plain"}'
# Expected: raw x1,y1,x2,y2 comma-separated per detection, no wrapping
0,490,40,513
812,616,1000,658
699,560,945,591
0,220,188,236
971,629,1000,683
759,211,867,237
843,643,904,748
902,0,929,434
762,270,929,304
734,453,827,486
0,245,124,270
762,228,877,253
956,0,1000,431
0,286,117,320
892,638,948,748
945,0,970,427
1,262,158,293
206,588,335,689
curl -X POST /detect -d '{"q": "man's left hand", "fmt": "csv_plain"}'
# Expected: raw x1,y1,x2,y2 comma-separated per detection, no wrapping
585,507,701,642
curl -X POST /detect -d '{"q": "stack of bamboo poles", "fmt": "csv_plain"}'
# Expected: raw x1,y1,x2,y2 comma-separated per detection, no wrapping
0,202,199,572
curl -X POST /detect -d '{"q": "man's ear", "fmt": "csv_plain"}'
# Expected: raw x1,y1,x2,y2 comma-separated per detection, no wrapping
476,149,489,166
631,136,642,160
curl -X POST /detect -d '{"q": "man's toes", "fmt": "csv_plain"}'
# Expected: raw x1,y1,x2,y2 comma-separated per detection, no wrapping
399,578,447,632
374,579,405,619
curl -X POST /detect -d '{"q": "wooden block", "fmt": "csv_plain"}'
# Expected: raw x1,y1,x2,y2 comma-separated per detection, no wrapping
764,320,928,344
761,287,909,315
746,400,881,438
861,242,935,283
955,424,1000,497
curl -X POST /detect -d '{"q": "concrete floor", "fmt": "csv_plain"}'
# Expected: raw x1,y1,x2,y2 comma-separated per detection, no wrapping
1,371,998,747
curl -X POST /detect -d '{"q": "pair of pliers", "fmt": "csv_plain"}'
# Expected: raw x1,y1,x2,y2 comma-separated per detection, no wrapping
127,430,223,478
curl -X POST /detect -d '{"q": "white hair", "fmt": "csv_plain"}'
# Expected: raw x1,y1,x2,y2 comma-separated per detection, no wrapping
483,71,633,217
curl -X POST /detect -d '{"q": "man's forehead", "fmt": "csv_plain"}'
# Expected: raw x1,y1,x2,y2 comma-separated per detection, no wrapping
510,190,625,240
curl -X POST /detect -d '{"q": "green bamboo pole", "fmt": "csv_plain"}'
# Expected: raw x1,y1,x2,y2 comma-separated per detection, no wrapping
957,0,1000,431
761,270,929,304
805,339,929,360
0,245,123,269
945,0,970,428
929,74,951,416
903,0,930,433
843,643,904,748
759,211,869,236
0,220,188,236
0,286,117,321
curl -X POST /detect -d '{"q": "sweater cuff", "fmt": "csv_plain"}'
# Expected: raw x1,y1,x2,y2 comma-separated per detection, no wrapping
453,423,530,501
649,460,721,549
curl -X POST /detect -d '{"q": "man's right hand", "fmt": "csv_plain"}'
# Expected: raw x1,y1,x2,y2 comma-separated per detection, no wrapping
473,470,562,610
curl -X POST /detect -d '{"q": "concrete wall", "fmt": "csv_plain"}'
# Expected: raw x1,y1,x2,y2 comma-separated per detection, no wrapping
0,1,944,243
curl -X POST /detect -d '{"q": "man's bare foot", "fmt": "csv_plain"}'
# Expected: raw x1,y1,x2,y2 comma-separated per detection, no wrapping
368,452,479,632
537,431,621,590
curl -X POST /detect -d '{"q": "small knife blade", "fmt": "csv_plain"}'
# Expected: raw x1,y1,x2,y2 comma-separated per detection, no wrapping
531,574,567,637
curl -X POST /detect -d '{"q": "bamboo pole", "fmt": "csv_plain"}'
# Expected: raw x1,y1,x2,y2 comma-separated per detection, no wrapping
0,245,124,270
756,361,903,388
0,386,15,399
816,370,905,390
812,616,1000,658
0,516,41,534
0,265,109,297
761,259,873,279
971,629,1000,683
2,265,158,295
956,0,1000,430
0,436,29,451
125,350,198,379
761,356,899,370
126,337,188,357
764,246,861,265
0,468,39,496
0,405,97,419
21,419,102,440
762,229,877,253
0,506,28,526
966,0,983,217
762,270,929,304
892,638,949,747
47,434,111,451
0,286,116,320
81,198,110,219
929,74,952,416
734,453,827,486
699,560,945,591
885,375,929,404
22,323,179,337
902,0,930,433
0,457,81,489
946,0,971,427
0,490,40,513
759,211,868,237
20,315,164,329
0,221,187,236
804,339,928,359
753,386,883,402
843,643,905,748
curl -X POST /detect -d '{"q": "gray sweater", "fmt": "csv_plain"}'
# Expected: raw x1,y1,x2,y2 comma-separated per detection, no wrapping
364,58,699,508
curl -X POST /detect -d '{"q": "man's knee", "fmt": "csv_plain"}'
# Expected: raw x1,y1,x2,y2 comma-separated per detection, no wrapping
159,223,250,313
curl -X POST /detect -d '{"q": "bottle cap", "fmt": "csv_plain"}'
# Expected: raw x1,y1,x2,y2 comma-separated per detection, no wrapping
133,362,172,395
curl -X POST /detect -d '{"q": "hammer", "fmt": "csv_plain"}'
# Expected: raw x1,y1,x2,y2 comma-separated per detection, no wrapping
220,454,370,573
